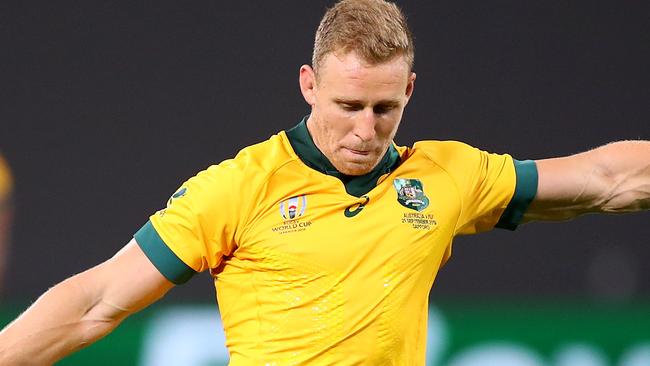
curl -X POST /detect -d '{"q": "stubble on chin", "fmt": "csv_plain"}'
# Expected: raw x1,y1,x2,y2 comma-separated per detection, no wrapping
334,155,379,176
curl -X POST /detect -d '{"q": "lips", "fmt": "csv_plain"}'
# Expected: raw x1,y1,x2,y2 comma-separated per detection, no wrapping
343,147,370,155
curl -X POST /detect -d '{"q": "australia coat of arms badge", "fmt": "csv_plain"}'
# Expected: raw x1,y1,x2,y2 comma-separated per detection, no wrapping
393,178,429,212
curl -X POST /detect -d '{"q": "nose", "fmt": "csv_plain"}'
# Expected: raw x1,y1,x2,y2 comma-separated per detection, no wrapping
353,109,377,142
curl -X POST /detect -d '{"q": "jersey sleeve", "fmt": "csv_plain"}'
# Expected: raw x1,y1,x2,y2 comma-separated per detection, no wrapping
134,159,246,284
416,141,537,235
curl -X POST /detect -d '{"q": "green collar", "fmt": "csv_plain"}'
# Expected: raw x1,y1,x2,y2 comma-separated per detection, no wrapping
286,116,401,197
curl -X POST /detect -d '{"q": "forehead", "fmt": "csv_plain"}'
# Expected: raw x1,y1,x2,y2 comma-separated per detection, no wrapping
317,51,411,89
318,51,410,81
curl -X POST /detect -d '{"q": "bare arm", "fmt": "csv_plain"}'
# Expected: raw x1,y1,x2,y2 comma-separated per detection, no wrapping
524,140,650,222
0,239,174,365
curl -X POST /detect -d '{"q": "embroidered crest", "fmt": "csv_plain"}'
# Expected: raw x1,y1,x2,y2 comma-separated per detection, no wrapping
393,178,429,212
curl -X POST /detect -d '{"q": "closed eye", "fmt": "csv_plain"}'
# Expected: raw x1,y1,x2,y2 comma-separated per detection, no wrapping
374,101,401,114
339,102,363,112
334,99,400,114
373,104,395,114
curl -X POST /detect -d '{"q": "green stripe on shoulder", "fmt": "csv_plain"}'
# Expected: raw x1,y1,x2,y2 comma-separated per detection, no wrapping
134,220,196,284
495,159,538,231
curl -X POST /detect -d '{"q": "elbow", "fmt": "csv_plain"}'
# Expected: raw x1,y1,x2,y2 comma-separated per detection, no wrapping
72,272,130,347
594,171,650,213
78,299,131,346
78,317,123,347
590,141,650,213
601,189,650,213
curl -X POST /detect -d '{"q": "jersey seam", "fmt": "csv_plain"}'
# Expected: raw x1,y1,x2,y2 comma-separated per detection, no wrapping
236,138,303,245
415,146,465,234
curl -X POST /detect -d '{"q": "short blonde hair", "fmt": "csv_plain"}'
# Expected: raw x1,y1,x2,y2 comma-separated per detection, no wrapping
312,0,414,74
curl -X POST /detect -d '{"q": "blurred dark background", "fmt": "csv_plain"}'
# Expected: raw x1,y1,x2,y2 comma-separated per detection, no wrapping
1,0,648,304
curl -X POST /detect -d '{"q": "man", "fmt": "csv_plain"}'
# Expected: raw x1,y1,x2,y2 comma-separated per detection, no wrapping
0,0,648,365
0,154,12,296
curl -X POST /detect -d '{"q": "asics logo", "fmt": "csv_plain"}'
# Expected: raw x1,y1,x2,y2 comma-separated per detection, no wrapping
344,195,370,218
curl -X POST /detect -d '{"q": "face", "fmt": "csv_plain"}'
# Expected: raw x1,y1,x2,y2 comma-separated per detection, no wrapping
299,51,416,176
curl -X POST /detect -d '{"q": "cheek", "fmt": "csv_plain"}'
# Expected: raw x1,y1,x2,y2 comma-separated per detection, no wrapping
320,118,342,148
324,116,353,140
377,116,401,138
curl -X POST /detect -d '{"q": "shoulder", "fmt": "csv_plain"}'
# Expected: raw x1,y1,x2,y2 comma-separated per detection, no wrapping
149,132,298,238
220,132,295,174
412,140,479,154
201,131,297,184
406,140,516,186
409,140,485,166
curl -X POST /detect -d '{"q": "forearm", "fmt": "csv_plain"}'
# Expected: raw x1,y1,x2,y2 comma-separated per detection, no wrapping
590,140,650,212
0,240,173,365
526,140,650,222
0,271,125,365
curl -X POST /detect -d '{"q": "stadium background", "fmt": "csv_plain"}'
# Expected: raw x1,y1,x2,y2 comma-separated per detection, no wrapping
1,0,648,365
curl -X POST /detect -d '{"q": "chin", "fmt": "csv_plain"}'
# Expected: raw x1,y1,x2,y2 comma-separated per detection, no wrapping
337,162,376,176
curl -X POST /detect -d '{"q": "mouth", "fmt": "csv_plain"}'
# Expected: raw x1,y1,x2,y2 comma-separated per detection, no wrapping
343,147,370,156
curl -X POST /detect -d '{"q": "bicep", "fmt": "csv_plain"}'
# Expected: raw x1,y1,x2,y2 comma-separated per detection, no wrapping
81,239,174,322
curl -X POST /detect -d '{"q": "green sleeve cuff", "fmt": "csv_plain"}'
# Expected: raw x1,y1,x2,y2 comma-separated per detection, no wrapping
495,159,538,231
134,220,196,285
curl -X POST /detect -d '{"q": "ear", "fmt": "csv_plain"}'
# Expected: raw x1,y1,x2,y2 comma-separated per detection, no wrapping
404,72,416,104
299,64,317,106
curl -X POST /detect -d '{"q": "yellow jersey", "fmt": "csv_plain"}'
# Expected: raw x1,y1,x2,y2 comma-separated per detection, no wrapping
135,117,537,365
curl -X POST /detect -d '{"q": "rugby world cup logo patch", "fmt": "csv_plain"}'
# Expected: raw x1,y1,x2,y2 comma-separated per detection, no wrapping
279,195,307,220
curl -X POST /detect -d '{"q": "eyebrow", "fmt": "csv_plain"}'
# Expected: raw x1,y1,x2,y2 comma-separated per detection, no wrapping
333,98,401,107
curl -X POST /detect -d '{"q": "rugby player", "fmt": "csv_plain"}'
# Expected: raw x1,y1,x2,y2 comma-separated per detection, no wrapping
0,154,12,296
0,1,648,364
